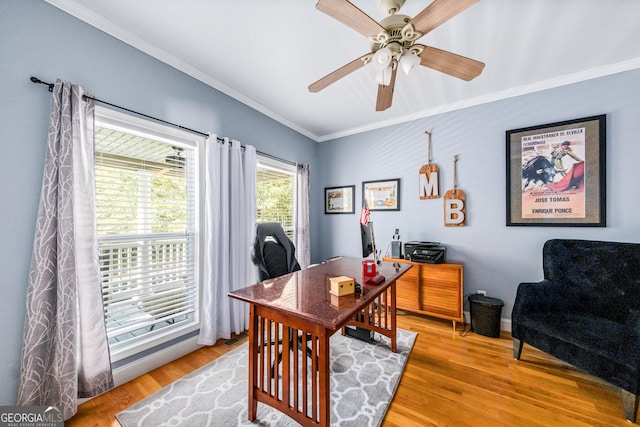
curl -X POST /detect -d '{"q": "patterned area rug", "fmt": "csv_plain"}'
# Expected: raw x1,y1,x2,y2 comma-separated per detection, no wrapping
117,328,417,426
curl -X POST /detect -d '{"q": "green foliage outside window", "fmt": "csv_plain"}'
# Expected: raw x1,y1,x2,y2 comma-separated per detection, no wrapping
256,169,294,236
96,165,187,235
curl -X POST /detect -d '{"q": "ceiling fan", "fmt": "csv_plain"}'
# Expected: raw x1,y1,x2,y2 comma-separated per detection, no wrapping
308,0,485,111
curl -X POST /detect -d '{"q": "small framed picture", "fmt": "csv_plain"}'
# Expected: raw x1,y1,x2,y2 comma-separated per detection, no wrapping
325,185,355,214
506,115,606,226
363,179,401,211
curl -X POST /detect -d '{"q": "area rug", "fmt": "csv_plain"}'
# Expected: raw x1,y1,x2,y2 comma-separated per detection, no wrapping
117,328,417,427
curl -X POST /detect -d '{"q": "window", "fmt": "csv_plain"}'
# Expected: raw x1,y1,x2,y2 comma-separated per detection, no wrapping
256,156,296,237
94,108,201,360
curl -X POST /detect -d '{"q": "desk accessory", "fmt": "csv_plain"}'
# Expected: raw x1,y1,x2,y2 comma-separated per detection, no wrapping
362,259,377,276
404,241,439,260
330,276,355,296
365,274,386,286
410,247,446,264
390,228,402,258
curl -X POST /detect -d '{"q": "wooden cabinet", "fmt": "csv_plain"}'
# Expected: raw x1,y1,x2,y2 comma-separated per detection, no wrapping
383,257,464,330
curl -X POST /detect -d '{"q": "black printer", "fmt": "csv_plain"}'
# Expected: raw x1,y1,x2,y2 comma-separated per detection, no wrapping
404,241,447,264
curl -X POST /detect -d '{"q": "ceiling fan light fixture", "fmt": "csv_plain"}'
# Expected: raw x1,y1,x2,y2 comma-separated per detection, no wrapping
372,47,393,70
399,52,420,75
376,67,392,86
310,0,484,110
166,146,185,169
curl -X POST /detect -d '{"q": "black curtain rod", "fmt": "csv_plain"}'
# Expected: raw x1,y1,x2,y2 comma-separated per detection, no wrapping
31,76,213,139
30,76,300,167
86,94,212,139
30,76,54,92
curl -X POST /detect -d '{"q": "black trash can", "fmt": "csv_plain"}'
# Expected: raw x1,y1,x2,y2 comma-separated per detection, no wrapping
468,295,504,338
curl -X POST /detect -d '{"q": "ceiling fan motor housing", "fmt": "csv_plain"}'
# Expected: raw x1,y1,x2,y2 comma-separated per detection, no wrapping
370,14,415,63
379,0,406,16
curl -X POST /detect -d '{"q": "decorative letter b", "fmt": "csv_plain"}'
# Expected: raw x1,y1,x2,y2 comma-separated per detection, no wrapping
445,198,465,225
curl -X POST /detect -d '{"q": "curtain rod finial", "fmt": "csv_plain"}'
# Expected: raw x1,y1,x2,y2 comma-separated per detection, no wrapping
30,76,54,92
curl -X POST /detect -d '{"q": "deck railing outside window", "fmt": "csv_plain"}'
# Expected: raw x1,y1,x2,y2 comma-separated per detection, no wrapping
95,123,198,351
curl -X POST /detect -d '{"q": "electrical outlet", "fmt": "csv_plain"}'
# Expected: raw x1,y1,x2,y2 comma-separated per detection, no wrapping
477,290,487,296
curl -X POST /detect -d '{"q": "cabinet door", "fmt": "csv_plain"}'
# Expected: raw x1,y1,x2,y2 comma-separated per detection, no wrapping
396,265,420,311
420,265,462,319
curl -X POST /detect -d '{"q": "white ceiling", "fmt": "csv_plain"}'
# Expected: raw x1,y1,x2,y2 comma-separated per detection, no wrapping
47,0,640,142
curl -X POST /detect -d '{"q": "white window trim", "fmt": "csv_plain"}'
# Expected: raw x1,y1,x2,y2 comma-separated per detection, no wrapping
257,154,297,174
257,154,297,236
95,106,205,364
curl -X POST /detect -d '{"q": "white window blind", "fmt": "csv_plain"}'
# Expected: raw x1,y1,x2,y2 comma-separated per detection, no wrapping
256,156,296,237
94,121,199,352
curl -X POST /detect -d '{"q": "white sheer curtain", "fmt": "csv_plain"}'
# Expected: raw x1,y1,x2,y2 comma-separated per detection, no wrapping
295,164,311,268
199,136,257,345
18,80,113,419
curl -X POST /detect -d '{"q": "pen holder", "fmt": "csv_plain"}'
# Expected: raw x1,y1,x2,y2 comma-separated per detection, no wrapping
362,260,376,276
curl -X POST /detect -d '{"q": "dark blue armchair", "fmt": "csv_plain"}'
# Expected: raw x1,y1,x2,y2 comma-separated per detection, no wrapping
512,239,640,422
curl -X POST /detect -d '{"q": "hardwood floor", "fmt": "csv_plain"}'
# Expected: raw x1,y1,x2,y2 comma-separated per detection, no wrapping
67,311,635,426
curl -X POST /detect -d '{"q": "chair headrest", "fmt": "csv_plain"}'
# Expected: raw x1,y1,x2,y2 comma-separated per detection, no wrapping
251,222,300,280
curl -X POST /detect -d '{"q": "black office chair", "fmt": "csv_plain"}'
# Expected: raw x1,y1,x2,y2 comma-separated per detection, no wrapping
251,222,313,374
251,222,300,282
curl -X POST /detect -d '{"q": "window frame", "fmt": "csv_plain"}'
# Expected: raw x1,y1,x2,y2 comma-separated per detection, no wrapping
94,106,205,363
256,155,297,237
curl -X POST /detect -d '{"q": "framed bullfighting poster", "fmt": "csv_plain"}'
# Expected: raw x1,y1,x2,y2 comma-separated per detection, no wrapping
506,115,606,227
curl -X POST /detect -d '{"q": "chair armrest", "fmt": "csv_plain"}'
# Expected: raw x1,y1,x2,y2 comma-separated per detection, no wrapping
512,280,568,340
512,280,566,318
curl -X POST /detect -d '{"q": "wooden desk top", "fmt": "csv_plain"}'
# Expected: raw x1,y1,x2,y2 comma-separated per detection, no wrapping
228,257,412,331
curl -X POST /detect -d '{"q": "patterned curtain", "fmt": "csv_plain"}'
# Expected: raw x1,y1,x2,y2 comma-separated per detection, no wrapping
17,80,113,419
198,137,257,345
295,164,311,268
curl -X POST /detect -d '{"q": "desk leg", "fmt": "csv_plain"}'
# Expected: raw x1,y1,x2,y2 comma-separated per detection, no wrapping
318,330,330,427
390,282,397,353
343,283,398,353
248,304,258,421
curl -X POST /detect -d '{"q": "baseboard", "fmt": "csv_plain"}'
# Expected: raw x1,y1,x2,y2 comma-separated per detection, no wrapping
112,336,202,387
463,310,511,333
501,317,512,333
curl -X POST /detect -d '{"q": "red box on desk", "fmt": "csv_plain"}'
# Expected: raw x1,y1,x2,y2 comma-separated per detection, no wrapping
362,260,376,276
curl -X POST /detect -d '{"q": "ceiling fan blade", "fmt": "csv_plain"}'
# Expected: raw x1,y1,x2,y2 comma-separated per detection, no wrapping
308,54,369,93
410,0,479,36
376,68,398,111
418,45,485,81
316,0,385,38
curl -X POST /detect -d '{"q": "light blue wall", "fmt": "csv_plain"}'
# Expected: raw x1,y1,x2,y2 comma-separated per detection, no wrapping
0,0,318,404
318,68,640,325
3,0,640,410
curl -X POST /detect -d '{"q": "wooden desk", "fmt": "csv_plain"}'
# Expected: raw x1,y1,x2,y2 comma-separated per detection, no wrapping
228,257,412,426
